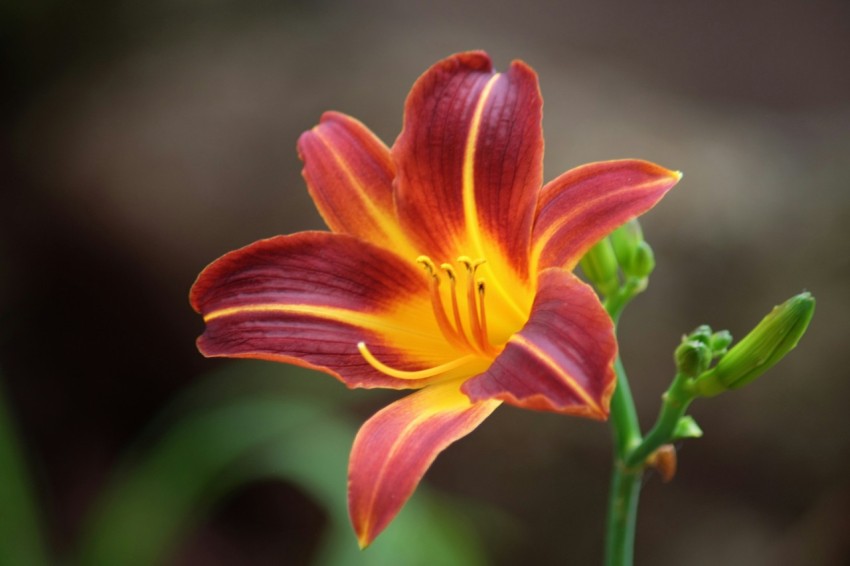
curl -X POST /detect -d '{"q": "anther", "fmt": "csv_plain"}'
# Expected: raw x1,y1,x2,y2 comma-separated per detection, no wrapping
458,256,486,272
475,279,497,355
440,263,457,281
416,256,438,277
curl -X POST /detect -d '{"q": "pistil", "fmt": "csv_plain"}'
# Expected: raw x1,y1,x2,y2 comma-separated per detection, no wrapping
357,342,478,380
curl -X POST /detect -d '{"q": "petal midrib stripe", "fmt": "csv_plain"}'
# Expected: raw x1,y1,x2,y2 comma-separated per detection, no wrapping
461,73,528,322
462,73,500,258
531,173,679,271
203,303,442,341
510,334,603,415
314,130,417,258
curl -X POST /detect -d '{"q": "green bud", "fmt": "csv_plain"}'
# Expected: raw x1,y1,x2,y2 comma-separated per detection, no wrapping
610,219,644,270
579,237,620,296
695,292,815,397
629,241,656,279
675,339,712,378
709,330,733,356
688,325,713,345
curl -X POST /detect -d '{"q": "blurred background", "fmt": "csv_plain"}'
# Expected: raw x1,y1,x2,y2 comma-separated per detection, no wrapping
1,0,849,564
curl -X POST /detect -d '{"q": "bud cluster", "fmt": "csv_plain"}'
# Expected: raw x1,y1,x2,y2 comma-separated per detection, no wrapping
674,325,734,378
580,219,656,298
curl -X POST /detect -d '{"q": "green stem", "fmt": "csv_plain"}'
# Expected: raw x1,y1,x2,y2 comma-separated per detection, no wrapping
609,356,641,456
604,462,642,566
601,277,652,566
604,356,643,566
626,373,695,468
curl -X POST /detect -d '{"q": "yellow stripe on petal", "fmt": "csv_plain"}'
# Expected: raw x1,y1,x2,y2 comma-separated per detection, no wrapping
531,160,682,273
204,303,441,342
462,269,616,417
312,129,418,258
349,380,500,547
462,73,501,259
531,174,679,266
509,334,603,415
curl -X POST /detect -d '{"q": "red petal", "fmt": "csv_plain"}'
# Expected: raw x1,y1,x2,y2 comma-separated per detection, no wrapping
348,380,499,547
532,159,681,271
297,112,417,256
393,51,543,277
462,268,616,418
190,232,453,389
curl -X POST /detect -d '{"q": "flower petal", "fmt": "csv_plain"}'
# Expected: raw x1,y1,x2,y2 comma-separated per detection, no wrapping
348,380,500,548
190,232,459,388
393,51,543,278
462,268,616,418
531,159,681,271
297,112,417,256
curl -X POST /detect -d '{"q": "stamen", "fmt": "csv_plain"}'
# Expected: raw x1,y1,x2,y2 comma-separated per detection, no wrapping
440,263,473,349
416,256,468,351
476,280,498,355
411,254,500,358
457,256,493,355
358,342,478,380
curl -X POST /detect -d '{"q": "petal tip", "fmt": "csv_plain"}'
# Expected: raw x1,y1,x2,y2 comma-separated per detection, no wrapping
356,530,372,550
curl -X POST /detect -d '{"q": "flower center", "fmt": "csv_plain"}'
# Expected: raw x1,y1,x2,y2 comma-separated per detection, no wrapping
357,254,502,380
416,255,500,357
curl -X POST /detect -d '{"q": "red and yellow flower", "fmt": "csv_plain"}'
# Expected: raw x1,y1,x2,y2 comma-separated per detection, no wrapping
190,51,680,547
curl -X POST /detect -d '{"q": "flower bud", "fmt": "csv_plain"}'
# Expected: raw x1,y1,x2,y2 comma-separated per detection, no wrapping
695,292,815,397
579,237,620,296
610,219,644,269
709,330,733,356
688,325,713,345
675,339,712,378
629,241,656,279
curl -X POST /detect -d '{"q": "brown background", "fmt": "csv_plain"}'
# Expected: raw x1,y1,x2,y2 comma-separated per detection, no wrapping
2,0,849,564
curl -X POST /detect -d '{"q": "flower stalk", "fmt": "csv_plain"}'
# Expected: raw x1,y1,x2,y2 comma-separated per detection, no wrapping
603,258,649,566
601,275,814,564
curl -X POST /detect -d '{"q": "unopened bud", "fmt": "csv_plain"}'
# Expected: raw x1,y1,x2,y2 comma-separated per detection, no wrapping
695,292,815,397
610,219,644,269
629,241,656,279
709,330,733,356
688,325,713,345
675,339,712,378
579,237,620,296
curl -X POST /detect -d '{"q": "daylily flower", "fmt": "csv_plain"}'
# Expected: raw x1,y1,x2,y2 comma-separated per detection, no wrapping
190,51,680,547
